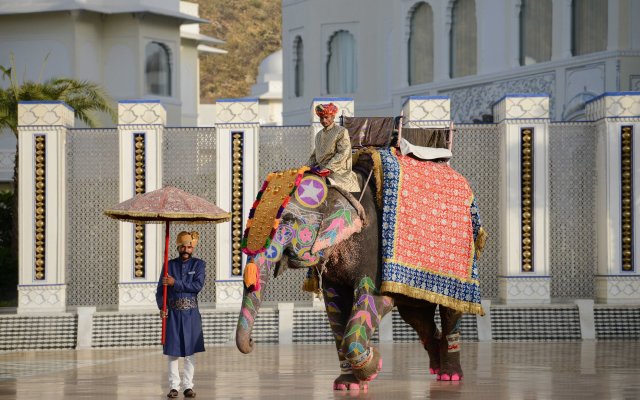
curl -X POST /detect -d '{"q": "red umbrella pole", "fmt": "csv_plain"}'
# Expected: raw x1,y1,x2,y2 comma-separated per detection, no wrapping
161,221,170,345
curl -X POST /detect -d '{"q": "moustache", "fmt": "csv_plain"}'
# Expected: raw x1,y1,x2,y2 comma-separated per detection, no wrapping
179,252,192,259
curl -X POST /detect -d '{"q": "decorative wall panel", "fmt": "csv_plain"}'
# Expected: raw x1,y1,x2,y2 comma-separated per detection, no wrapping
67,129,120,306
450,124,501,299
442,72,555,122
548,123,596,298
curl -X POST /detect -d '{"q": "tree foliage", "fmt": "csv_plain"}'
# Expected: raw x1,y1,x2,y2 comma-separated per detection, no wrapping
196,0,282,102
0,57,116,135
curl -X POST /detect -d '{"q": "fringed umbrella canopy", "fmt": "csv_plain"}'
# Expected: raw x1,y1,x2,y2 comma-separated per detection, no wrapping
104,186,230,224
103,185,230,345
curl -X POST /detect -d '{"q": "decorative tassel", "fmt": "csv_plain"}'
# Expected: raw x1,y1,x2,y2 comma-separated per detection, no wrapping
243,262,261,292
302,275,320,293
475,227,488,260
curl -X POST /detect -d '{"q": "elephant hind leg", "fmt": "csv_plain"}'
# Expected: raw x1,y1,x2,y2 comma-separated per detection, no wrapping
437,307,464,381
397,302,440,375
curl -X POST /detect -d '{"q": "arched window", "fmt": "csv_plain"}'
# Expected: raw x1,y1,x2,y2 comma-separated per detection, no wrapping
520,0,552,65
449,0,477,78
326,30,356,94
145,42,171,96
572,0,608,56
408,2,434,85
294,36,304,97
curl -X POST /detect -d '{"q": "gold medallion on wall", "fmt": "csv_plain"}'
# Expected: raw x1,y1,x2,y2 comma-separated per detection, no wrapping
34,135,46,280
621,126,633,272
134,133,146,278
521,128,533,273
231,132,244,276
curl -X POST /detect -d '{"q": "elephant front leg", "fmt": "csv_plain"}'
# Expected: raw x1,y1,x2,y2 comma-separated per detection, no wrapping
341,277,394,384
437,306,464,381
322,284,361,391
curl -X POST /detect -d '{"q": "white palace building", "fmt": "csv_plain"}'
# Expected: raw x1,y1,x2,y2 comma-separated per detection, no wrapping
282,0,640,124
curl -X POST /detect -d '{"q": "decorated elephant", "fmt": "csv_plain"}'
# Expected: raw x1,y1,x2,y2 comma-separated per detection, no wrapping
236,148,486,391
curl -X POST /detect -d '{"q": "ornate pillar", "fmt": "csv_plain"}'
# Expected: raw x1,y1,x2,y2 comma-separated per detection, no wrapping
215,98,260,307
117,101,166,310
586,92,640,304
493,94,551,303
401,95,450,128
17,101,74,313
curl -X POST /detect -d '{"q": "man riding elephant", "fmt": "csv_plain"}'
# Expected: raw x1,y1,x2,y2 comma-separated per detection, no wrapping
307,103,360,193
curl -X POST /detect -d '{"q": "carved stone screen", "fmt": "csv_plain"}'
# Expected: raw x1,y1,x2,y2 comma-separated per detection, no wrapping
450,124,501,299
548,122,596,298
258,126,315,303
163,127,218,304
66,128,120,307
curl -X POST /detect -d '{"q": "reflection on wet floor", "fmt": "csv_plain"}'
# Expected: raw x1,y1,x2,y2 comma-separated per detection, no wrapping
1,342,639,399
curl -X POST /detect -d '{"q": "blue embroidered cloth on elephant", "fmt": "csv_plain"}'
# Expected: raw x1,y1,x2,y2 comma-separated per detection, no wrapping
377,148,485,315
155,257,206,357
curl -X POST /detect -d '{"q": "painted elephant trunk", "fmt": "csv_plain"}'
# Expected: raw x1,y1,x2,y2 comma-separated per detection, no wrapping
236,257,271,354
236,287,262,353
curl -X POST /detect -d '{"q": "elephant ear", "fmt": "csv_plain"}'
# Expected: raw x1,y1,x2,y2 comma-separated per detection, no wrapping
311,187,367,254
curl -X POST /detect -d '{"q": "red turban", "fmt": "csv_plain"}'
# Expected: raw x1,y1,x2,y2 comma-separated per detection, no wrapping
315,103,338,117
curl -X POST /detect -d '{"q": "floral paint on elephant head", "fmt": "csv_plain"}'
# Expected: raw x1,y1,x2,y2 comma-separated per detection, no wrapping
296,224,316,246
295,246,322,266
295,175,327,208
274,224,295,246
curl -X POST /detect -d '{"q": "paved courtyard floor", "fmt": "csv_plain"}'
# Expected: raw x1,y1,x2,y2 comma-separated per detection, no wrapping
0,342,639,399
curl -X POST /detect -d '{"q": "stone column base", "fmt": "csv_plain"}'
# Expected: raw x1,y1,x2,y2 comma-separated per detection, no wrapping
118,282,157,311
215,280,243,308
595,276,640,304
498,276,551,304
18,284,67,313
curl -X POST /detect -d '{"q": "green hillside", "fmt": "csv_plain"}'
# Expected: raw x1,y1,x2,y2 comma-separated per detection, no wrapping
195,0,281,103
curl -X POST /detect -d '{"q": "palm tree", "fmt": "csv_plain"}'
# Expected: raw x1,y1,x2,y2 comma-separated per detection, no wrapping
0,59,116,299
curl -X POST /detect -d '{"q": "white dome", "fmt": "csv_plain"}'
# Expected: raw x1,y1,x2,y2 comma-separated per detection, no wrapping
256,49,282,84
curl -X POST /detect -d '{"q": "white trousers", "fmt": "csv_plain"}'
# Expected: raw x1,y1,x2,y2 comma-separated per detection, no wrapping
168,355,195,391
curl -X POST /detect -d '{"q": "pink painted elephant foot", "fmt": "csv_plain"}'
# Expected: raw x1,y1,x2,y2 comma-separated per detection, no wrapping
436,360,463,381
333,374,369,391
429,367,440,375
436,372,462,381
351,347,382,382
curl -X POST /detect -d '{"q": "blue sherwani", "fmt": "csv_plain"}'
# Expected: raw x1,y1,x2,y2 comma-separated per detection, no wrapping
156,257,206,357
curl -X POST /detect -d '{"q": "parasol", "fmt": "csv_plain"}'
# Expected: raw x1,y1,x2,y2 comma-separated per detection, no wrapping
104,186,230,344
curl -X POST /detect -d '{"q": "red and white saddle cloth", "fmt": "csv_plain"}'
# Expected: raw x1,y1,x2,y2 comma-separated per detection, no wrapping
378,148,485,315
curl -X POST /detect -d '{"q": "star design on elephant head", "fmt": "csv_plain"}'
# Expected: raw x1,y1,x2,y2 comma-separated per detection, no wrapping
296,176,327,208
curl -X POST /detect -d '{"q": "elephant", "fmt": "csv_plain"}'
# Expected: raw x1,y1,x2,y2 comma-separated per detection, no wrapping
236,156,485,391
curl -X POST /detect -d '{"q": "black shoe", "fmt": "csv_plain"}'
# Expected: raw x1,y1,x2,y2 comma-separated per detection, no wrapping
183,388,196,398
167,389,179,398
